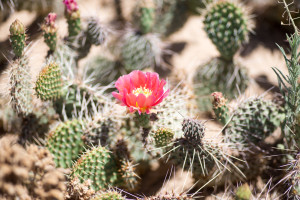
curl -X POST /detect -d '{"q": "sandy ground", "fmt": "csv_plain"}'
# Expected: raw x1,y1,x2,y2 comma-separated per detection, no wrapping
0,0,291,198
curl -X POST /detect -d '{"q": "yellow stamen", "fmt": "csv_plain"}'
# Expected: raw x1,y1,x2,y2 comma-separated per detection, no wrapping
132,87,152,97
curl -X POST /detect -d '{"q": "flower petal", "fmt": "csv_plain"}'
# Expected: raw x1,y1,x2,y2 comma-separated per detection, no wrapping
137,94,146,109
125,93,137,107
130,70,147,88
153,89,169,106
144,95,156,108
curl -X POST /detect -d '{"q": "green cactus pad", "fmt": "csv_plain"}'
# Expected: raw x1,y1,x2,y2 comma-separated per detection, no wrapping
87,17,106,45
35,62,63,101
118,159,139,191
204,1,250,60
67,16,81,39
46,119,86,168
92,190,125,200
71,146,120,191
226,98,285,146
193,57,249,111
153,127,174,148
10,56,33,116
9,19,26,57
121,33,156,72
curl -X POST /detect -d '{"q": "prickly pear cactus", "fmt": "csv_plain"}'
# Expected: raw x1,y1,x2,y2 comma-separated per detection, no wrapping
9,19,26,57
35,62,63,101
204,0,251,60
121,33,157,72
225,97,285,146
10,56,33,116
71,146,120,191
63,0,81,39
193,57,249,111
46,119,86,168
92,190,125,200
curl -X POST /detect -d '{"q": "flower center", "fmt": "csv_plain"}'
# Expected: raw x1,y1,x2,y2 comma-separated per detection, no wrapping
132,87,152,97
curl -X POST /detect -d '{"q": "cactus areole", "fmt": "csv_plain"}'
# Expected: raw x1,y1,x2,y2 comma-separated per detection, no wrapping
112,70,169,114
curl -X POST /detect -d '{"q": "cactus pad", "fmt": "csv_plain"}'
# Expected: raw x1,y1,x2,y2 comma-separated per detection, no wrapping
204,1,250,60
92,190,125,200
71,146,120,191
9,19,26,57
153,127,174,148
35,62,63,101
46,119,86,168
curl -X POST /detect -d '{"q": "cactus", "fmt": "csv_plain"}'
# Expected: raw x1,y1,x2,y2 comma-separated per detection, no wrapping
235,183,252,200
9,56,33,116
153,0,189,36
193,57,249,111
42,13,58,52
204,0,251,61
76,17,107,61
139,0,155,34
83,116,115,146
170,118,220,177
216,95,285,147
145,191,192,199
211,92,230,125
153,127,174,148
85,56,123,86
46,119,86,168
63,0,81,40
121,33,157,72
71,146,120,191
92,190,125,200
9,19,26,57
35,62,63,101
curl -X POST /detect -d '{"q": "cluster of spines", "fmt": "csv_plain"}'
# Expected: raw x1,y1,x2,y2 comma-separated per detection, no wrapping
46,119,86,168
35,62,63,101
153,127,174,148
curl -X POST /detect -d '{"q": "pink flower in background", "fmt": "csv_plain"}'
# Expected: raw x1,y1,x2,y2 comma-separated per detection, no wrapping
63,0,78,13
45,13,57,27
113,70,169,114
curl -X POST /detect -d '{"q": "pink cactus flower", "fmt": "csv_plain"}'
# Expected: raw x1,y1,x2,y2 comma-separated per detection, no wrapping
112,70,169,114
45,13,57,27
63,0,78,13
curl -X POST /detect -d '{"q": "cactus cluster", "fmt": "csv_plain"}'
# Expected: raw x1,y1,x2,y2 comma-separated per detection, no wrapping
0,0,299,199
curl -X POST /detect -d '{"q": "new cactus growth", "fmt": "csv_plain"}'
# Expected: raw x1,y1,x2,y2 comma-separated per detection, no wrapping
9,19,26,57
204,0,251,61
46,119,86,168
35,62,63,101
63,0,81,39
211,92,230,124
153,127,174,148
10,56,33,116
139,0,155,34
42,13,58,52
71,146,120,191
